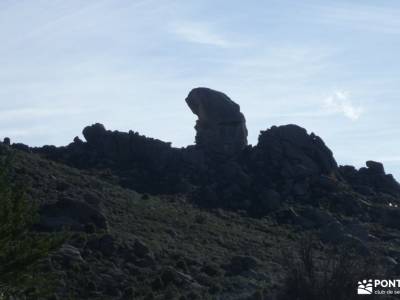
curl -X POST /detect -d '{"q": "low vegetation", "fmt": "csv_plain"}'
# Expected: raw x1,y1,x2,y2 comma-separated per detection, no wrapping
0,152,64,299
279,235,382,300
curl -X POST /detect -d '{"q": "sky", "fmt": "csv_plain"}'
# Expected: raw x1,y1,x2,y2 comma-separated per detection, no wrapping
1,0,400,178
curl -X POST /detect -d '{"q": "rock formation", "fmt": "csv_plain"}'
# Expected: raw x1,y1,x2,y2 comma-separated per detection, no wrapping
340,160,400,196
254,124,338,178
186,87,248,157
9,87,400,218
4,87,400,299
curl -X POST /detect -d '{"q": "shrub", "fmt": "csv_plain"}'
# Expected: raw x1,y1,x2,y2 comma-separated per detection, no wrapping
0,152,64,298
278,235,382,300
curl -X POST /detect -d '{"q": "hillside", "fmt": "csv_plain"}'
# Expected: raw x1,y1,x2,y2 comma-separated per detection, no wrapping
4,142,294,299
2,87,400,299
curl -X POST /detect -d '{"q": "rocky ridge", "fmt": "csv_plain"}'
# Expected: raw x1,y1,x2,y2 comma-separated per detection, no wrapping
3,87,400,299
10,87,398,216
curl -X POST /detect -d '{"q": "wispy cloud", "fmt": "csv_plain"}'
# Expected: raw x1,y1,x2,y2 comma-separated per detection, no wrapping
324,91,363,121
171,22,232,47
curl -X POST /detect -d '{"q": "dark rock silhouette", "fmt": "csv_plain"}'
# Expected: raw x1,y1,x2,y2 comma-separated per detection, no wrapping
8,87,400,218
340,161,400,197
3,87,400,299
82,122,107,147
30,122,182,193
366,160,385,174
255,124,337,176
186,87,248,156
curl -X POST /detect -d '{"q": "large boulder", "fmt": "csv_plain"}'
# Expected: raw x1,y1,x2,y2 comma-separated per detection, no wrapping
82,123,107,147
258,125,337,174
246,125,338,201
186,87,248,156
366,160,385,175
38,197,108,232
252,125,337,179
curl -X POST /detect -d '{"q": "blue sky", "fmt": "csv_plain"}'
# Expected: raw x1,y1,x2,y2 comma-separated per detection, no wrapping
1,0,400,178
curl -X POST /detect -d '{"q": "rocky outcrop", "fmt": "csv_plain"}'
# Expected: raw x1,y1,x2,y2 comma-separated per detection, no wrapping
340,161,400,197
186,87,248,157
244,125,338,207
81,123,174,167
8,87,400,219
31,123,184,194
254,124,338,177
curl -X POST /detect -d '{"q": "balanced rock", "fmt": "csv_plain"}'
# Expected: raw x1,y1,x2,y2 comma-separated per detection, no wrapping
186,87,248,156
82,123,107,147
366,160,385,175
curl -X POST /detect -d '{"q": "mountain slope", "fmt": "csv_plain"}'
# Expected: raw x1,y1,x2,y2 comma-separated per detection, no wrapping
7,144,295,299
3,87,400,299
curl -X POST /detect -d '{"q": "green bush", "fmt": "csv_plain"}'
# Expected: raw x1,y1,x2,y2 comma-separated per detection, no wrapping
0,153,64,298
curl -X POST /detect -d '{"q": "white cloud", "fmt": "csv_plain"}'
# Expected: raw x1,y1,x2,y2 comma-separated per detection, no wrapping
171,22,231,47
324,91,363,121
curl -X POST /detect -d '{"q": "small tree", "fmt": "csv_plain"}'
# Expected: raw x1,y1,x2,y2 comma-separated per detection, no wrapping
278,235,382,300
0,152,63,298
